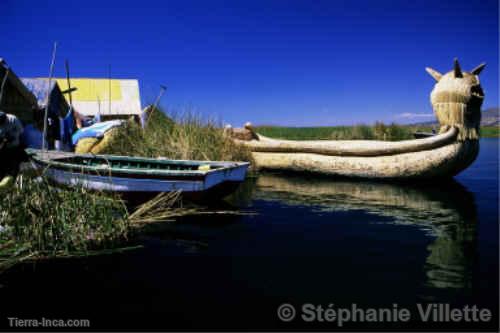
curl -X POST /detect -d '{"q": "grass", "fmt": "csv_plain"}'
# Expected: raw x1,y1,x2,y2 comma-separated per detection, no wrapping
0,175,200,273
99,108,253,162
256,123,500,140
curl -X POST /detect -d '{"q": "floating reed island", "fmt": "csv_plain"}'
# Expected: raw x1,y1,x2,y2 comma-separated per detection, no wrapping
228,59,486,180
0,111,254,272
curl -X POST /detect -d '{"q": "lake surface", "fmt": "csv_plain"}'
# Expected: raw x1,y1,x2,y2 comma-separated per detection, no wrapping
0,139,498,331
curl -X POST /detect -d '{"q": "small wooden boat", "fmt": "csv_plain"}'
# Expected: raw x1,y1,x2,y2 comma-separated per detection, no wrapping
26,149,250,200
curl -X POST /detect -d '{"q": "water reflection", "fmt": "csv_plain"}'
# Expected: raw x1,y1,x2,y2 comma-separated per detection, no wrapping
232,173,478,290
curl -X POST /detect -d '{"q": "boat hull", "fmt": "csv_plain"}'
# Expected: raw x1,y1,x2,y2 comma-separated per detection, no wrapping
230,125,479,180
250,139,479,180
39,165,248,193
28,150,250,201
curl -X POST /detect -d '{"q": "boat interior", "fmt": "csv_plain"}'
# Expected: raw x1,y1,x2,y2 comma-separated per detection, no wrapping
51,156,221,171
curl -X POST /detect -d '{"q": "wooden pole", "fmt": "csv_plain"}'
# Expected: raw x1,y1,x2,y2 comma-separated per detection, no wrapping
42,42,57,154
145,85,167,129
64,59,76,132
108,64,111,115
97,94,101,120
65,60,73,107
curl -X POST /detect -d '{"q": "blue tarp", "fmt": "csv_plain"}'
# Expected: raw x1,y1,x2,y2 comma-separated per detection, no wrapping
22,124,43,149
71,120,124,145
60,107,75,146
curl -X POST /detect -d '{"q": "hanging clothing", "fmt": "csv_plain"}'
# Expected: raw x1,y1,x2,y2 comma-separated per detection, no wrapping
60,107,75,146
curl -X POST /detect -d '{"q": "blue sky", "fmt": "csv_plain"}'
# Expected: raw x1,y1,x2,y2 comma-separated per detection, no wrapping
1,0,498,126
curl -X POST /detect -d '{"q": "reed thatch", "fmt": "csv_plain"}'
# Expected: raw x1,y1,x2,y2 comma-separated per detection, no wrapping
429,59,484,140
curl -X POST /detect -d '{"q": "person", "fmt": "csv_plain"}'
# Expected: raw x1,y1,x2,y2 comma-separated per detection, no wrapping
0,111,28,177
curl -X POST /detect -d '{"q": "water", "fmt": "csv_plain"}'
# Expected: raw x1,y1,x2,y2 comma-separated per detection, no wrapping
0,139,498,330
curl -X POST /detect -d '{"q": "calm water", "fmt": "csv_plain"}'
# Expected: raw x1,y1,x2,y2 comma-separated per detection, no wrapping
0,139,498,331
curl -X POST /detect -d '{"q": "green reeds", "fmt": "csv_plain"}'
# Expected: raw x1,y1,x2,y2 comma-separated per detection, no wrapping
0,175,199,272
0,175,128,254
256,123,438,141
0,176,128,271
0,174,255,272
480,126,500,138
100,108,253,162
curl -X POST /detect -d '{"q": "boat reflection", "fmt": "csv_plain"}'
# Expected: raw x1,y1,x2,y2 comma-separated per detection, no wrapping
236,173,478,290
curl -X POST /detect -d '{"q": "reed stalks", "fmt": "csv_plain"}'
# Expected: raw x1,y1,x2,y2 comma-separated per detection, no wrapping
128,192,199,225
0,175,208,272
99,108,253,163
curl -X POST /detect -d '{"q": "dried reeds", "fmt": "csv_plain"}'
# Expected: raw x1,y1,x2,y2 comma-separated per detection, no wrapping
90,108,253,163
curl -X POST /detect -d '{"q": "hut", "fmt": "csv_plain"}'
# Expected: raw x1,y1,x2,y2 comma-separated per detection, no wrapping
54,78,142,123
0,59,38,123
21,78,71,119
21,78,73,149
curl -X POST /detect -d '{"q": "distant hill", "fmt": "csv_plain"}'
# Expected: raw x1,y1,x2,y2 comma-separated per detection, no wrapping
481,108,500,126
412,108,499,126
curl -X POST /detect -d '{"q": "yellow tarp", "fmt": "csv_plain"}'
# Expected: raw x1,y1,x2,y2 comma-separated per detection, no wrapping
56,79,122,102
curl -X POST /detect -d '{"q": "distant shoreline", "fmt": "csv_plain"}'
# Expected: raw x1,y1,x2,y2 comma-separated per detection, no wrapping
255,124,499,140
254,108,500,139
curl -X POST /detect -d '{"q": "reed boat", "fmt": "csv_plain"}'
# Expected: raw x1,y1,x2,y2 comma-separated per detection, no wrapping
26,149,250,200
229,59,486,180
